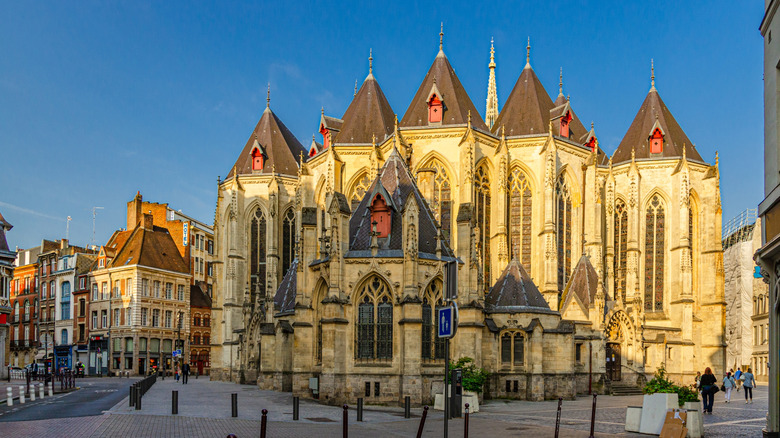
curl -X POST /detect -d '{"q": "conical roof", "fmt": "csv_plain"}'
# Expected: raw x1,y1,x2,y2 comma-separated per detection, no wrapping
560,254,600,312
400,50,488,130
485,258,553,313
492,65,555,136
335,73,395,145
227,105,306,178
612,88,702,163
348,148,454,258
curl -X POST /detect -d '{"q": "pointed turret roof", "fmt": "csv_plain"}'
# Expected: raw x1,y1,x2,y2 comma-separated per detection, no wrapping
227,99,306,178
400,43,488,130
492,59,556,136
0,210,11,253
335,60,395,145
612,68,702,163
560,254,600,312
485,258,553,314
347,148,455,258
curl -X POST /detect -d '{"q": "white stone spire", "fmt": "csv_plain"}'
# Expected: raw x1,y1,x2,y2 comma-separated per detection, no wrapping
485,37,499,130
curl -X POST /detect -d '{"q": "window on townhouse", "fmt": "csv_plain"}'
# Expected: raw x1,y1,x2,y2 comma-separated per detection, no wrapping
114,308,120,327
78,324,85,342
114,280,120,298
154,281,160,298
101,282,107,300
152,309,160,327
193,314,200,326
41,282,47,300
101,310,107,328
203,315,210,327
165,283,172,300
203,334,210,345
125,307,131,326
92,284,98,300
126,278,132,296
141,308,148,326
79,277,86,290
177,285,184,301
164,310,172,328
79,299,85,317
142,278,148,296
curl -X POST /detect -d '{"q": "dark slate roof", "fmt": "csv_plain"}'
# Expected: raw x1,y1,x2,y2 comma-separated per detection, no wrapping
0,211,12,231
485,258,553,314
612,88,702,164
227,106,307,178
347,148,454,258
109,225,189,274
274,258,297,315
400,50,488,131
0,210,11,252
321,114,344,132
190,283,212,309
75,254,97,276
560,254,600,312
335,73,395,145
492,65,555,137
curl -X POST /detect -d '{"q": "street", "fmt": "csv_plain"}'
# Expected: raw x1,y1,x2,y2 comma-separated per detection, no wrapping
0,377,140,422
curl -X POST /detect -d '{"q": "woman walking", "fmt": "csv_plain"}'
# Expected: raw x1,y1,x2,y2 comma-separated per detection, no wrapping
743,367,757,404
699,367,718,414
723,372,736,403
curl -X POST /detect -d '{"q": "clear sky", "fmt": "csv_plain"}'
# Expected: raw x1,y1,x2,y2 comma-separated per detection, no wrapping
0,1,764,250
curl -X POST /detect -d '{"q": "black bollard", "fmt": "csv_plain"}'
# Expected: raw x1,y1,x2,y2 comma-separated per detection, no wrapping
172,390,178,415
464,403,470,438
416,406,428,438
293,396,299,420
589,394,597,438
555,397,562,438
130,384,136,407
26,370,30,396
404,396,411,419
231,393,238,418
135,386,142,410
260,409,268,438
357,398,363,422
342,404,348,438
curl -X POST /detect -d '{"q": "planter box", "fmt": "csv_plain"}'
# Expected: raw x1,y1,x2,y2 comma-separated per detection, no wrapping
433,393,480,413
682,401,702,438
638,393,679,435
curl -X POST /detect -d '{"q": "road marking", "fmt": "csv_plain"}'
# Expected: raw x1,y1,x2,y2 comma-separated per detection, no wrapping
705,418,767,427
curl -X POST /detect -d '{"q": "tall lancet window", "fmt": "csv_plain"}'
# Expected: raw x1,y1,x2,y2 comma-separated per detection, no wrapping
250,209,267,298
556,175,572,292
614,199,628,302
281,208,295,278
421,279,445,361
644,195,665,312
508,167,532,271
422,161,452,242
355,276,393,360
689,197,697,294
350,173,371,212
475,165,492,291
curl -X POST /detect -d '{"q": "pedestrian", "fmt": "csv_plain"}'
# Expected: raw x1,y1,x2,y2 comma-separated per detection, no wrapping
743,367,757,404
695,371,702,390
175,364,180,382
699,367,718,414
734,367,743,392
182,362,190,384
723,372,736,403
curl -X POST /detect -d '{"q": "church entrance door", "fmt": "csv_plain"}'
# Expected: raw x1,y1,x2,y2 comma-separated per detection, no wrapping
606,343,621,381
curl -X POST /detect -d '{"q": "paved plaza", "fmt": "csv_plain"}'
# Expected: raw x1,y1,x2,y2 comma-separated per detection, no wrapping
0,377,769,437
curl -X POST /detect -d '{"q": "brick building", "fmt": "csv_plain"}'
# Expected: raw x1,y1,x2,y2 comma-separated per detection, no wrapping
9,246,44,368
0,212,14,378
189,284,211,375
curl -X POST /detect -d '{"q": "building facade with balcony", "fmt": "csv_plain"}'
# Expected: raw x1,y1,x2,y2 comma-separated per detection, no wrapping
0,211,15,379
9,246,43,368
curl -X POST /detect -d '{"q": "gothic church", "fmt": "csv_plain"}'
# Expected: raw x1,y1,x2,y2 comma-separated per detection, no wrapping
210,32,725,404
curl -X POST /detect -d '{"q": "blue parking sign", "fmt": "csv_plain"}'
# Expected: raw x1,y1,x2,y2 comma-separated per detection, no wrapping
438,306,454,338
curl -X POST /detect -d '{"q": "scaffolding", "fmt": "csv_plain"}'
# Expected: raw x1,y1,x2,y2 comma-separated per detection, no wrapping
722,208,758,250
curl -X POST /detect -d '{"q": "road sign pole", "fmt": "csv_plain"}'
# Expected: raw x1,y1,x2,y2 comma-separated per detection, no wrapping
444,337,449,438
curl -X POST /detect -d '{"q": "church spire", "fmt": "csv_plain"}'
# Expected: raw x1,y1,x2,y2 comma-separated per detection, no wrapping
485,37,499,130
650,58,656,92
266,83,271,109
524,37,531,69
439,22,444,52
558,67,564,98
369,48,373,75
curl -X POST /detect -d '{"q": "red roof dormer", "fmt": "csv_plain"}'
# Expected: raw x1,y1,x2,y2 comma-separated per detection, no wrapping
649,126,664,154
559,110,572,138
251,145,265,171
369,193,391,238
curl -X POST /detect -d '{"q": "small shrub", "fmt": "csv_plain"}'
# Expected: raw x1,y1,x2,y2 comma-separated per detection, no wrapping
642,367,699,406
448,357,490,393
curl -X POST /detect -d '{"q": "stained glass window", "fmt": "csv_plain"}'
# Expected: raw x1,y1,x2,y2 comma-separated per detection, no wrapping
501,333,511,364
508,167,533,271
281,208,295,278
421,279,445,360
250,209,267,299
614,200,628,302
350,173,371,212
556,176,572,292
355,276,393,360
689,200,696,294
476,165,491,291
644,195,665,312
513,334,524,365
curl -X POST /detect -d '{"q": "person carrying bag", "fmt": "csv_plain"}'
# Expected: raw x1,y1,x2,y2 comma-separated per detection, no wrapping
699,367,718,414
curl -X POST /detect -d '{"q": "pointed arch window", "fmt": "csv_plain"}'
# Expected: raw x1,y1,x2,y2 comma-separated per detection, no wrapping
418,161,452,242
644,195,665,312
556,175,572,292
350,173,371,212
421,279,445,360
355,276,393,360
250,209,267,299
689,197,697,295
281,208,295,278
475,165,492,291
614,200,628,302
508,167,533,271
500,331,525,367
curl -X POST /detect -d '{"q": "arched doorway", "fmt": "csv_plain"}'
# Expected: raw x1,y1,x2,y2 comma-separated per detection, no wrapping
604,311,634,382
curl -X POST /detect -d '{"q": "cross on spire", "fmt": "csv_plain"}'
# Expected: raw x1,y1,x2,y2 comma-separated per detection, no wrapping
266,83,271,108
439,22,444,51
650,58,656,92
369,48,373,74
558,67,563,96
525,37,531,69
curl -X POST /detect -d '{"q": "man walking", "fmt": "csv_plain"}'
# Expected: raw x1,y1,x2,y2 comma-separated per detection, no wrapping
735,367,743,392
182,362,189,384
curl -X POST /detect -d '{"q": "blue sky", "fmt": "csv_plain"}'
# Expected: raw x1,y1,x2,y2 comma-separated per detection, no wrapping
0,1,764,249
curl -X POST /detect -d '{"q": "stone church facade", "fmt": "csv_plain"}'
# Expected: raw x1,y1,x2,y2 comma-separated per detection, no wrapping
210,35,725,405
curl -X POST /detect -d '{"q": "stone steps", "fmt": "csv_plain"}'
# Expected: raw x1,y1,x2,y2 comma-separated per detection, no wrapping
611,384,644,396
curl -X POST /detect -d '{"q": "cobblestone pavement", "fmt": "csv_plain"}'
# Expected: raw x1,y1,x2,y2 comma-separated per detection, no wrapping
0,377,770,437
